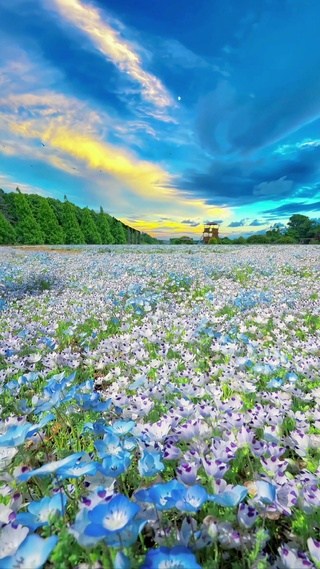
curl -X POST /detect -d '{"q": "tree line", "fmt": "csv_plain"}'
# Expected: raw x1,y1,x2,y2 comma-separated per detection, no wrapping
0,188,158,245
170,215,320,245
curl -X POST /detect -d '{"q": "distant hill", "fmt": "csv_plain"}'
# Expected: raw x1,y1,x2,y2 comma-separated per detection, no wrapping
0,188,159,245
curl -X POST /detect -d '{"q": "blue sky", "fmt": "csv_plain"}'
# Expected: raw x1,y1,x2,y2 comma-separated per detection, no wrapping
0,0,319,238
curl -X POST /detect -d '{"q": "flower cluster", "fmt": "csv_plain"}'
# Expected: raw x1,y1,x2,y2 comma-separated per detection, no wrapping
0,244,319,568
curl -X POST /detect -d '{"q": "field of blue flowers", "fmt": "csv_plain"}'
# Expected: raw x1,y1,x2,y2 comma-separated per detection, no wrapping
0,244,319,569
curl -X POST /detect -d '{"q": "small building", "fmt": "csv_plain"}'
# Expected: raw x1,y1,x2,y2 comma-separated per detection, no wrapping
202,222,219,244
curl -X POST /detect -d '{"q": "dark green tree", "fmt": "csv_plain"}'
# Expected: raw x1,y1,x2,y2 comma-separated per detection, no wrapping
81,207,102,244
62,200,85,244
38,199,65,244
3,191,19,224
286,214,315,240
14,189,44,244
112,219,127,244
96,207,114,244
47,198,64,225
0,212,17,244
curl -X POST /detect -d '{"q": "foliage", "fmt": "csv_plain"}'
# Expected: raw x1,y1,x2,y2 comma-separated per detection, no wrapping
14,188,45,244
80,207,102,245
208,237,218,244
0,212,16,244
62,200,85,244
96,206,114,244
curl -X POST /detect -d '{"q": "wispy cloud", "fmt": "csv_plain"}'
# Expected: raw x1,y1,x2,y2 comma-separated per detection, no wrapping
49,0,175,119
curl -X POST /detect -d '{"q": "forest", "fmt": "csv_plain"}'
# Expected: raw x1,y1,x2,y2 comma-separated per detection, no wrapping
0,188,158,245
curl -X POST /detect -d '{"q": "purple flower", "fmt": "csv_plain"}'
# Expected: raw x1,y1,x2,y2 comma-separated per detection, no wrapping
237,503,259,528
176,462,198,485
307,538,320,566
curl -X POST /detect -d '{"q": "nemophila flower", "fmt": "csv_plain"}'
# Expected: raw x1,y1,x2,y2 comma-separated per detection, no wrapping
94,433,122,458
99,451,131,477
255,480,277,504
0,534,58,569
16,493,67,530
17,452,85,481
104,519,147,548
173,484,208,513
0,423,33,447
106,420,136,436
135,480,185,511
85,494,140,539
0,523,29,560
202,457,229,479
237,503,259,528
279,544,313,569
209,484,248,507
56,456,99,479
141,546,201,569
176,462,199,485
138,450,165,477
0,447,18,469
307,538,320,566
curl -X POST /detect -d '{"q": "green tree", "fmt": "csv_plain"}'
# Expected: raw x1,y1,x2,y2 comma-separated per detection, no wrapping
14,188,44,244
81,207,102,244
286,214,315,240
38,199,65,244
3,191,19,224
0,212,17,244
247,234,270,244
112,219,127,244
208,237,218,244
96,207,114,244
62,200,85,244
47,198,64,225
276,235,297,244
265,224,283,242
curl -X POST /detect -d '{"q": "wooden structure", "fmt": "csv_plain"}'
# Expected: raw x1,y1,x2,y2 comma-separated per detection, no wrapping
202,222,219,244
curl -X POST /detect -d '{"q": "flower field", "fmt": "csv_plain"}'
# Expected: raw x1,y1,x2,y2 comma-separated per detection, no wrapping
0,244,320,569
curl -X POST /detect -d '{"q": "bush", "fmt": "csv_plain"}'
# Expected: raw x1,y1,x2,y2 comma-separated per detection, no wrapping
208,237,218,244
276,236,297,244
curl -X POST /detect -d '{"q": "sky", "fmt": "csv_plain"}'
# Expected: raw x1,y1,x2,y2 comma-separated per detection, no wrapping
0,0,320,240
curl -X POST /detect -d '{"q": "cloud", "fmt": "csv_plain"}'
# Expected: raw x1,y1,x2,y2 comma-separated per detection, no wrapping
249,219,266,226
181,219,200,227
228,219,247,227
263,201,320,216
253,176,294,197
48,0,175,119
172,140,320,208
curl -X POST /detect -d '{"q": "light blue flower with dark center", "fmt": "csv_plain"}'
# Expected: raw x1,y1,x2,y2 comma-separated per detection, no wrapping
99,451,131,477
1,534,58,569
141,546,202,569
16,493,67,530
0,423,33,447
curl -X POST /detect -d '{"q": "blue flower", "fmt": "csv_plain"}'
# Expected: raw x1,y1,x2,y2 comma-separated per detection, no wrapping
106,420,135,436
18,452,85,481
208,485,248,507
141,546,202,569
94,433,122,458
138,450,165,477
172,485,208,513
0,423,33,447
56,457,99,479
104,519,147,548
1,534,58,569
255,480,277,504
99,451,131,477
85,494,140,539
16,493,67,530
135,480,185,511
